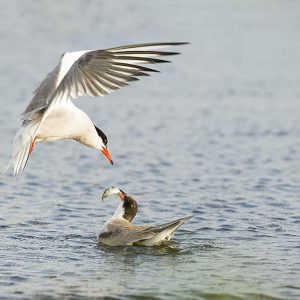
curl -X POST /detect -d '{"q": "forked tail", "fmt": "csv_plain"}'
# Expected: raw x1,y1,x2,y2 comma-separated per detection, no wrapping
4,122,38,176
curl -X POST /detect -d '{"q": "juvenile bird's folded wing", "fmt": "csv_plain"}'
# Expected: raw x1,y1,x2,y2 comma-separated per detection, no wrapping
142,215,193,235
98,219,155,246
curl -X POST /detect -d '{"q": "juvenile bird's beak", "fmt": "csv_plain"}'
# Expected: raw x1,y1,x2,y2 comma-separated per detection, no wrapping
118,190,126,201
102,146,113,165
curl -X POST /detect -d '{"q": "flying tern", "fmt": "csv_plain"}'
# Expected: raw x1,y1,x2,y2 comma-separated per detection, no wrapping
7,42,187,175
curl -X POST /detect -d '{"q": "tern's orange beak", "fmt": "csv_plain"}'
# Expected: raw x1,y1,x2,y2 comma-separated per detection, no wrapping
102,146,113,165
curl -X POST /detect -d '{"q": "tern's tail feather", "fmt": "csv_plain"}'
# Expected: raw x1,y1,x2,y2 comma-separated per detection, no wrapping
5,123,37,176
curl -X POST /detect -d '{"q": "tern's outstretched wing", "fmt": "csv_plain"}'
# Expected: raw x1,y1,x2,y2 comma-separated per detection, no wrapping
22,42,188,122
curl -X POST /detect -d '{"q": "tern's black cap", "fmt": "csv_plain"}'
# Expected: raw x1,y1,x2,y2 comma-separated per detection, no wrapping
94,125,108,145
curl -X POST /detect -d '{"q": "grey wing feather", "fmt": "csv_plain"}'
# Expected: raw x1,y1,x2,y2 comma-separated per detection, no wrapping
56,43,186,100
142,215,193,235
133,215,193,246
98,219,155,246
106,42,189,51
98,228,151,246
22,63,61,120
22,42,187,122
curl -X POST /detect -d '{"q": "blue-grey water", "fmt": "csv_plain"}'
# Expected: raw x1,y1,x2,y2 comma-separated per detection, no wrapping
0,1,300,299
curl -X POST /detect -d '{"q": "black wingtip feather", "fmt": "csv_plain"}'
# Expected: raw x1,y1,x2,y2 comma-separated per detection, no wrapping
106,42,190,52
167,42,190,46
128,77,139,82
113,51,181,57
112,56,171,64
112,62,160,73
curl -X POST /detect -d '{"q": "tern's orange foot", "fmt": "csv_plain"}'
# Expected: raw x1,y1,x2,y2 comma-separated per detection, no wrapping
29,137,37,155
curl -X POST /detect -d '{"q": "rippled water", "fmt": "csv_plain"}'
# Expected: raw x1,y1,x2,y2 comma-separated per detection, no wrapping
0,1,300,299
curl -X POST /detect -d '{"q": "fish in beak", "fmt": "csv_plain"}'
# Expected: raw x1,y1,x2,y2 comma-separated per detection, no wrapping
101,187,126,202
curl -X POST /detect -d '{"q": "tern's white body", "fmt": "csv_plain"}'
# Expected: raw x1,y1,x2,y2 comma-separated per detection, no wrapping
36,102,99,148
7,42,187,175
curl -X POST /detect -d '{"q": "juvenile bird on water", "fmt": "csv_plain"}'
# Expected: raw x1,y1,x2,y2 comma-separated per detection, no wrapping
98,187,192,246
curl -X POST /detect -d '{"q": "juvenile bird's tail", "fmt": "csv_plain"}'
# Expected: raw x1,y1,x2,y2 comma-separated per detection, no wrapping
136,215,193,246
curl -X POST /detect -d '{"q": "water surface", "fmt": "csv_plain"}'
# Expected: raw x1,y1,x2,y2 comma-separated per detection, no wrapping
0,1,300,299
